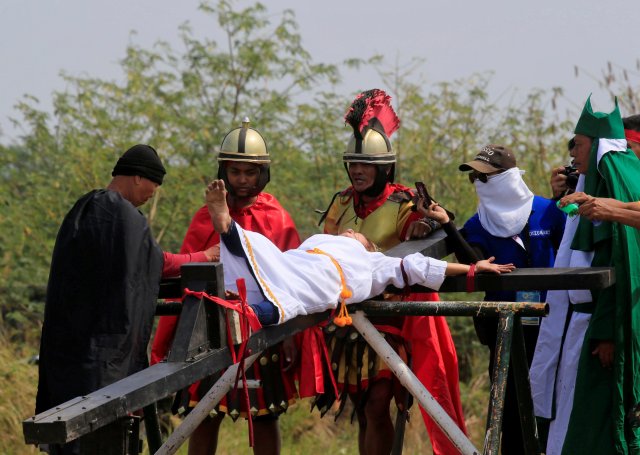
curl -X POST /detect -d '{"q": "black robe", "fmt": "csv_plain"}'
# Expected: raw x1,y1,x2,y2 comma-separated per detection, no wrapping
36,189,164,414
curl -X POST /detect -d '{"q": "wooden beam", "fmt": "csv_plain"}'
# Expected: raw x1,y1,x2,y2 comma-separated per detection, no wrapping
23,310,332,445
411,267,615,293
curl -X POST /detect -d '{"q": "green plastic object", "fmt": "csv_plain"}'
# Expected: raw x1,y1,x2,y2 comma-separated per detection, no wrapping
556,200,579,217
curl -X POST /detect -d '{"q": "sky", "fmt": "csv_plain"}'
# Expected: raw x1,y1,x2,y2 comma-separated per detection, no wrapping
1,0,638,144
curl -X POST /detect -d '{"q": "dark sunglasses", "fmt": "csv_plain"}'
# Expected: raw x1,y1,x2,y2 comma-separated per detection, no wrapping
468,169,506,184
468,171,489,183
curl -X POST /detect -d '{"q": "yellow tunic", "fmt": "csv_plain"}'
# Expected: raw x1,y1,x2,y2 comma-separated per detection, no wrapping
323,188,415,252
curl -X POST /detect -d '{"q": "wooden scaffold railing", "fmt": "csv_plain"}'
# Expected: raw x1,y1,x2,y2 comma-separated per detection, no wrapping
23,231,615,455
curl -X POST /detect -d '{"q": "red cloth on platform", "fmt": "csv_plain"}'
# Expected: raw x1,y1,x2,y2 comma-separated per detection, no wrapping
297,327,338,399
151,193,300,365
404,292,467,455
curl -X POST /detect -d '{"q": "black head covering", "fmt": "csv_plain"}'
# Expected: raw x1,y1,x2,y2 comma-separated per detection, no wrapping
112,144,166,185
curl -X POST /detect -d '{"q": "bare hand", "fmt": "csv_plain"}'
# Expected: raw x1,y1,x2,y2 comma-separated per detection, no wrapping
405,219,432,240
550,166,569,199
592,340,614,369
417,199,449,224
475,256,516,274
559,191,591,207
281,337,298,372
578,198,615,222
225,290,240,300
206,179,228,205
203,244,220,262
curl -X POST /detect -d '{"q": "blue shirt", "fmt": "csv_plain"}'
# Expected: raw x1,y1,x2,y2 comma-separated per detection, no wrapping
462,195,566,302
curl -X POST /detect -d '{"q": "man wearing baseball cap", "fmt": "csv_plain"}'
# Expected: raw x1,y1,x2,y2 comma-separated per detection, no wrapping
458,145,565,454
459,144,517,175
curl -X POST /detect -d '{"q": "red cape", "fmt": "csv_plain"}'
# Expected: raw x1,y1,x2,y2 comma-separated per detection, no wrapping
404,293,468,455
151,193,300,364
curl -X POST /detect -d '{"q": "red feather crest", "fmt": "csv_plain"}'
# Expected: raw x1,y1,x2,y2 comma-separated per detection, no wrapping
344,89,400,139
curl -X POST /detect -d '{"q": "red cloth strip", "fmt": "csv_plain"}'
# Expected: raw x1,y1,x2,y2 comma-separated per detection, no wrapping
182,289,262,332
625,129,640,144
319,330,340,398
466,263,476,293
235,279,254,447
297,326,340,398
184,279,258,447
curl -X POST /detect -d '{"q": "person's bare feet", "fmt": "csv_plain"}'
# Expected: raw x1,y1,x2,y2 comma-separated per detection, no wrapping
206,179,232,234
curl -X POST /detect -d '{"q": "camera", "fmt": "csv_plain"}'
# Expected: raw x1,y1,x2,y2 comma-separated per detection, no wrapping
561,165,579,191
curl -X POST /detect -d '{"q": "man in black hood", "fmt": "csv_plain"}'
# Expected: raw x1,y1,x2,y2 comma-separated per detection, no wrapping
35,144,217,454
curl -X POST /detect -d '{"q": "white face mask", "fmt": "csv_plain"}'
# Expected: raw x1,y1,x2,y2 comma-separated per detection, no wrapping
475,167,534,238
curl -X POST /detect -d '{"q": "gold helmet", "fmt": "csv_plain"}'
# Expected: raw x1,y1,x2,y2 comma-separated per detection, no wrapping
218,117,270,164
217,118,270,196
343,90,400,191
343,128,395,164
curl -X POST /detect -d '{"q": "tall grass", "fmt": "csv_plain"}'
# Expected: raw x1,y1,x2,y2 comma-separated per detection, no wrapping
0,336,39,455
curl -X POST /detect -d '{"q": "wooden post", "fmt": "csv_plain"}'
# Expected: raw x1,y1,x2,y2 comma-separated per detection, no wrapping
351,312,480,455
483,311,514,455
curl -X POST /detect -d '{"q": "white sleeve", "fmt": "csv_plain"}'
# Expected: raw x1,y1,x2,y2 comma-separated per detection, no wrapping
367,252,448,298
402,253,448,290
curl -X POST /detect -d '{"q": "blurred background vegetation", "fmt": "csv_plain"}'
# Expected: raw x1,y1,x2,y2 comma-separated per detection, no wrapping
2,1,639,453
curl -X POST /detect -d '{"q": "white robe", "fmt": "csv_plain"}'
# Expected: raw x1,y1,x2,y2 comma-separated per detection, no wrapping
529,176,594,455
220,225,449,323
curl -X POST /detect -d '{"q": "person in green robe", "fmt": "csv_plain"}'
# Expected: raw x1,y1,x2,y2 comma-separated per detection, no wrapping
557,96,640,454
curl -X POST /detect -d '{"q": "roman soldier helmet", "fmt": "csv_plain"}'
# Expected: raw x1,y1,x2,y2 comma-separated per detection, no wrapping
343,89,400,196
217,117,270,196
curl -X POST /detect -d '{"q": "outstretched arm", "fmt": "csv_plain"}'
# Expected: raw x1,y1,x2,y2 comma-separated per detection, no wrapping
444,257,515,276
369,251,515,298
578,197,640,228
559,192,640,228
161,245,220,278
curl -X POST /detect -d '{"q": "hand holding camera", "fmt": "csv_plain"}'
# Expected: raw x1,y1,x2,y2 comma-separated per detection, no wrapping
551,165,578,199
561,165,579,191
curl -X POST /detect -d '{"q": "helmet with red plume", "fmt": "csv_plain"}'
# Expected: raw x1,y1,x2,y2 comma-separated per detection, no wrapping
343,89,400,193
